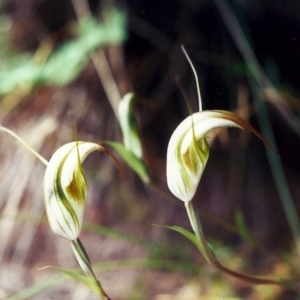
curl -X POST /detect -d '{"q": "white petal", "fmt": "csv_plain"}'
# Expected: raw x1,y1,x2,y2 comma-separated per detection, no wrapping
167,111,244,202
44,142,102,240
180,112,243,154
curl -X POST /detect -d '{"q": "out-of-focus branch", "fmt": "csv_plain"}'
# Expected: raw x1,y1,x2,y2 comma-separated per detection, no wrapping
213,0,300,251
72,0,123,119
213,0,300,137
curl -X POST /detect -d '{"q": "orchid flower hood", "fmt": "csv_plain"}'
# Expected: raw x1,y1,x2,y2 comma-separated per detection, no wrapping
166,110,267,202
44,141,104,240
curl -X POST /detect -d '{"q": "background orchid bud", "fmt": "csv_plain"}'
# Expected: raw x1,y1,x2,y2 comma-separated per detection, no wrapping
44,141,104,241
167,110,265,202
118,93,143,159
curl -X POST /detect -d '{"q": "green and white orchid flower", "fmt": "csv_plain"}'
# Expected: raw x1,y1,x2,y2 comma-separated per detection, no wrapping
165,46,278,285
166,46,271,203
44,141,104,241
43,141,113,298
166,109,268,202
0,125,113,298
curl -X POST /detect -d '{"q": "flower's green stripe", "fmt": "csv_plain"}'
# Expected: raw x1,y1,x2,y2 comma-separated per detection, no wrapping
176,130,189,197
175,121,209,200
53,143,81,237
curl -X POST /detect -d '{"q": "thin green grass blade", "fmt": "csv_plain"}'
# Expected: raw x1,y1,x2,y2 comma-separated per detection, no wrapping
8,258,201,299
8,274,64,300
214,0,300,250
92,258,201,274
254,86,300,246
40,266,104,297
235,210,257,247
83,222,158,248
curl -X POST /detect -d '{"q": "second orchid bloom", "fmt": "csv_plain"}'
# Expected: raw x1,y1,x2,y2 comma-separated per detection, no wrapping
166,109,269,203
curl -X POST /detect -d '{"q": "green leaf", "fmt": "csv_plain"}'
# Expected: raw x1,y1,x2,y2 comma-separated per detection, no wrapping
104,141,150,183
0,58,41,93
40,266,104,297
161,223,215,264
160,225,202,252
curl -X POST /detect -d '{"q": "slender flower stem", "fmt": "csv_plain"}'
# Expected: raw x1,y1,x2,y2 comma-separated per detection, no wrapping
71,239,111,300
185,200,281,285
184,201,215,264
0,125,48,166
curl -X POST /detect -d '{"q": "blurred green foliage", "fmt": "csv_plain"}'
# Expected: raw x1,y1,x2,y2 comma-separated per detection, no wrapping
0,9,126,95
